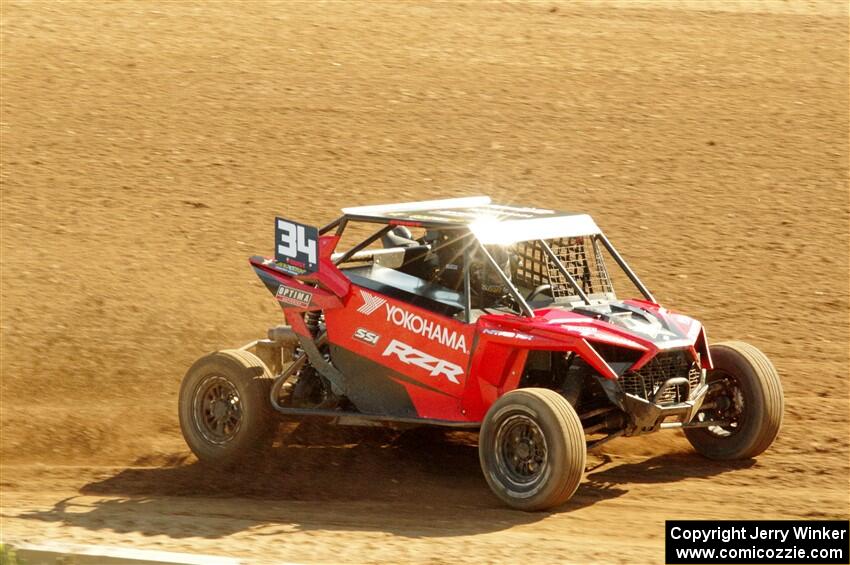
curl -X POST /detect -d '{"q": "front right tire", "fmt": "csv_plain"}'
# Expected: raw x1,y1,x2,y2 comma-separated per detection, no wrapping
479,388,586,511
684,341,784,460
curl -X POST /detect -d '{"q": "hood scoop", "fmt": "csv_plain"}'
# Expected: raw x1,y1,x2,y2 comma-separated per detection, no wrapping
573,302,684,341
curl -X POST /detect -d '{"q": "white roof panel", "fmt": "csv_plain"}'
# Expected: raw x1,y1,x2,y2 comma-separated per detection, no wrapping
470,214,601,245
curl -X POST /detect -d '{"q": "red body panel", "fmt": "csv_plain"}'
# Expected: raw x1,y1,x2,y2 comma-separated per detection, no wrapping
325,288,474,420
252,239,710,423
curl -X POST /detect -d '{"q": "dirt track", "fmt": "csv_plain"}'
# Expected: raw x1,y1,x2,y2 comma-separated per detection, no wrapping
1,1,848,563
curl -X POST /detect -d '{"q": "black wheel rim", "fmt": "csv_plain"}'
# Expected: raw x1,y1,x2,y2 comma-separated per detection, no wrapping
192,375,242,445
494,414,549,488
697,370,746,437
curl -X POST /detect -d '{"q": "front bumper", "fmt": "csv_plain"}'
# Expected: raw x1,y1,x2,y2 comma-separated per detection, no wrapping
621,380,709,434
595,371,710,436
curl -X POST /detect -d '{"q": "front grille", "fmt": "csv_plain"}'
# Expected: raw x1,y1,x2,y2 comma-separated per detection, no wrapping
688,363,702,392
620,350,701,404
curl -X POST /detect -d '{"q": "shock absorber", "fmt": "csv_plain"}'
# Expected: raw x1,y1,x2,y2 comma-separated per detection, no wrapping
304,310,321,338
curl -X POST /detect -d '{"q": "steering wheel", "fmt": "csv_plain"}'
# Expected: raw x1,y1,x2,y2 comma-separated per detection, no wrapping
525,284,552,302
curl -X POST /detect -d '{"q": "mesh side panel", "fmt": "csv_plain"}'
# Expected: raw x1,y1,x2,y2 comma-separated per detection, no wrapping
513,241,550,289
513,237,614,299
620,351,699,404
550,237,614,297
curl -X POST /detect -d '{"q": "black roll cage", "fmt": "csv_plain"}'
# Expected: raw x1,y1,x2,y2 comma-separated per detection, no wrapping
320,214,655,321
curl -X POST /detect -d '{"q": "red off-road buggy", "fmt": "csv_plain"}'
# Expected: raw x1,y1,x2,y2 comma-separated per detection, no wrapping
179,196,784,510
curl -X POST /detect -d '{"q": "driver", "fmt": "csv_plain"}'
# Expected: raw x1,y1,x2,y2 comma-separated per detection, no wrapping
470,244,514,309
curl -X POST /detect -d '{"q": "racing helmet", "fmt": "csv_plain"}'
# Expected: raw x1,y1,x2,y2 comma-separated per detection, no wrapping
471,244,513,300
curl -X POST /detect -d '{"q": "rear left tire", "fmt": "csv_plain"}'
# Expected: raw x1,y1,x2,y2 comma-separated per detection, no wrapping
179,349,276,466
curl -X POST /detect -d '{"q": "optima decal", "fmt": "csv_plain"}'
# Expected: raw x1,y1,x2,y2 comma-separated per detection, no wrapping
382,339,463,384
385,304,468,353
275,285,312,308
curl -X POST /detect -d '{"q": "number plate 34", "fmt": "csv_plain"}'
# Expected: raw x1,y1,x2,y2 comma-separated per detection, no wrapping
275,217,319,274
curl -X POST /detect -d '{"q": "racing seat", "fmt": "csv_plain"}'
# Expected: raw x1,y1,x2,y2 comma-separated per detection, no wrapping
380,226,435,280
381,225,418,248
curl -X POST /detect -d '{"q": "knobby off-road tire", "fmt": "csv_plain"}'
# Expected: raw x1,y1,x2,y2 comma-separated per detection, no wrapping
479,388,586,511
685,341,784,460
179,349,276,466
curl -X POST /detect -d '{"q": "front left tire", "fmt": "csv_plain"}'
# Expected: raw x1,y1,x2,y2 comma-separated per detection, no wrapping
479,388,586,511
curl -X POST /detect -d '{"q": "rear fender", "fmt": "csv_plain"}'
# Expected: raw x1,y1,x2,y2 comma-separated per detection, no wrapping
250,235,350,322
